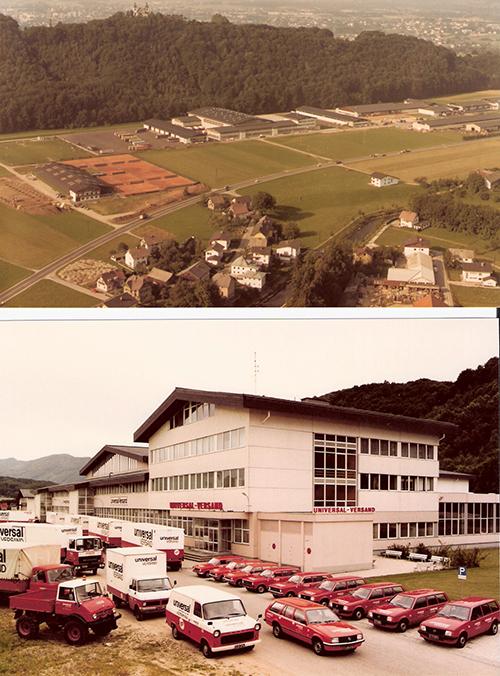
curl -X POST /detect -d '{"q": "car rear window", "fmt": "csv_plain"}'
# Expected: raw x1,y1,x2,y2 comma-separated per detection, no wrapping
347,579,362,588
336,581,347,590
381,588,394,597
294,609,307,624
487,601,499,613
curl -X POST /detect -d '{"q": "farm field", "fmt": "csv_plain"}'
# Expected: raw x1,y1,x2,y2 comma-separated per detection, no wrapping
450,284,500,308
0,259,31,292
83,233,140,262
351,137,500,182
3,280,98,307
0,166,13,178
139,141,312,188
268,128,462,160
240,166,419,247
376,226,500,265
0,204,111,268
0,138,91,166
0,121,143,143
139,203,215,242
430,89,500,104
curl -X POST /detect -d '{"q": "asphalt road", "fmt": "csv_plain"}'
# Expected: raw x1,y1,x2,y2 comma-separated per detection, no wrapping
88,563,500,676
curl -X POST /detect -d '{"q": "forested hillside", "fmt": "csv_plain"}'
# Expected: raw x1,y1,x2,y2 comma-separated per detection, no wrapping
0,476,54,498
0,12,498,133
317,357,498,494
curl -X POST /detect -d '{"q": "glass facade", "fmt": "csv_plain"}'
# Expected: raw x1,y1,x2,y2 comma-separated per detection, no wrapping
151,468,245,491
374,522,436,539
439,502,498,536
151,427,245,464
313,433,357,507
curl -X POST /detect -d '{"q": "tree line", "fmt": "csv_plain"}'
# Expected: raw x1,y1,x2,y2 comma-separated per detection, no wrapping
0,12,498,133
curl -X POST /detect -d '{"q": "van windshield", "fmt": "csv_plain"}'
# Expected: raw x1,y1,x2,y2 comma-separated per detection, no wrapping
137,577,171,592
352,588,371,599
75,582,103,602
46,567,74,583
438,604,470,621
203,599,246,620
390,595,414,609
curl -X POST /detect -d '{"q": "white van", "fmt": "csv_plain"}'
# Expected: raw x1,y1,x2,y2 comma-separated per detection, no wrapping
165,585,261,657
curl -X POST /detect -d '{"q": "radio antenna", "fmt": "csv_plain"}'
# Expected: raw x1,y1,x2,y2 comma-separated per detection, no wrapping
253,352,260,394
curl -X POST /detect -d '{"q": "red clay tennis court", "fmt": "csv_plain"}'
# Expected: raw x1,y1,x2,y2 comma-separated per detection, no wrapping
64,154,196,196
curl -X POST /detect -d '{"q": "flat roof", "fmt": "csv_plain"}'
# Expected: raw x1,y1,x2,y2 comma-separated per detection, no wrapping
188,107,257,126
418,113,500,128
134,387,457,443
295,106,363,123
341,100,427,114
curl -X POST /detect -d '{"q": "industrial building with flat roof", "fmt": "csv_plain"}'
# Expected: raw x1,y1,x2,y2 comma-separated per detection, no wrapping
36,162,103,203
295,106,369,126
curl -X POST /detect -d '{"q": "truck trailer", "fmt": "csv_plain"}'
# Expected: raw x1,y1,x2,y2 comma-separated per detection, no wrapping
0,511,35,523
120,521,185,570
87,516,122,547
106,547,173,621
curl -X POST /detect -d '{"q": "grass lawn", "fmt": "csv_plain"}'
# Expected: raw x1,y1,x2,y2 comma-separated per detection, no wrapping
91,194,151,216
84,233,140,262
240,166,419,247
430,89,500,104
0,121,143,143
0,138,90,166
0,259,32,291
4,280,98,307
352,137,500,182
450,284,500,307
376,226,500,265
139,141,312,188
0,204,112,268
0,166,13,178
137,204,215,242
269,128,462,161
369,549,499,600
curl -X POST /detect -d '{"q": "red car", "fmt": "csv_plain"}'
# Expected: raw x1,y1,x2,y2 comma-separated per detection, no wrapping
268,572,332,598
192,556,242,578
208,559,257,582
418,597,500,648
223,562,271,587
265,597,364,656
243,567,300,594
330,582,404,620
367,589,449,632
299,576,366,606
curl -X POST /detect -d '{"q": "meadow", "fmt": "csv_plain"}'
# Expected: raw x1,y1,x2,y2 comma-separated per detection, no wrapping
0,138,90,166
430,90,500,104
4,280,98,307
139,204,216,242
450,285,500,308
0,259,31,292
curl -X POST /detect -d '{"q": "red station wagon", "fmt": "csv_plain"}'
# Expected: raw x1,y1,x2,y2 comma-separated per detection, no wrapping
208,559,257,582
265,597,365,656
368,589,449,632
269,572,332,598
223,562,270,587
192,556,242,578
299,576,366,606
330,582,404,620
243,567,299,594
418,597,500,648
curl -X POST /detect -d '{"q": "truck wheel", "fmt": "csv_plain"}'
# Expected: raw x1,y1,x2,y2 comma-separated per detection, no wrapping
456,632,468,649
398,619,409,633
256,585,266,594
16,617,39,640
489,621,498,636
201,640,213,658
312,638,324,656
64,620,89,646
171,624,182,640
353,608,364,621
272,623,283,639
133,606,143,622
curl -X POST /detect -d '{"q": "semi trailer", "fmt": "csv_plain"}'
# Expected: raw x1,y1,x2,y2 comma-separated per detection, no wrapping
120,521,185,571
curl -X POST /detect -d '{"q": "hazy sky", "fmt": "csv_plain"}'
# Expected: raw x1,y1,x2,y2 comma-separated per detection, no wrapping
0,317,497,461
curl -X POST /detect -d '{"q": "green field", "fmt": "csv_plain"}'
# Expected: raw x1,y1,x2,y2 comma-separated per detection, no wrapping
450,284,500,308
0,121,143,143
84,233,141,262
353,137,500,182
0,204,112,268
240,166,418,247
431,90,500,104
91,194,151,216
269,128,462,161
140,204,215,242
4,280,99,307
370,549,499,600
0,138,90,166
0,166,13,178
140,141,312,188
0,259,31,291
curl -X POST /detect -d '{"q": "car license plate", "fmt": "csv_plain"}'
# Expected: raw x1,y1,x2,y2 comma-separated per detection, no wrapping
234,643,246,649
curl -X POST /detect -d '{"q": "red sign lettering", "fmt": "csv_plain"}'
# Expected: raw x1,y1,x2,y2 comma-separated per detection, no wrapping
169,502,223,510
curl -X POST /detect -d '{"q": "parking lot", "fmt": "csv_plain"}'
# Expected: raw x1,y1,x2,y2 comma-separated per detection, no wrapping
88,562,500,676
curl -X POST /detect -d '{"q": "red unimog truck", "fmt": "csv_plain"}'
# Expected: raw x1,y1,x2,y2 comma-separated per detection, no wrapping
10,578,120,645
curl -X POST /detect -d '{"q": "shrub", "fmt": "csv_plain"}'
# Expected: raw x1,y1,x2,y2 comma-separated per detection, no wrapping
415,542,432,559
388,543,411,559
433,542,487,568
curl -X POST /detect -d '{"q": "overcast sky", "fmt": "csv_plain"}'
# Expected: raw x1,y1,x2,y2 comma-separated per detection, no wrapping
0,317,497,461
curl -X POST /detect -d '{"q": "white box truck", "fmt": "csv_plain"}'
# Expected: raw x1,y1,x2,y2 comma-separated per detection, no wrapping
67,514,90,535
121,521,184,570
0,511,34,523
106,547,173,621
87,516,122,547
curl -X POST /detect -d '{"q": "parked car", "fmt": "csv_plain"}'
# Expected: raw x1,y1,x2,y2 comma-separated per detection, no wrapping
243,567,300,594
330,582,404,620
367,589,449,632
192,556,242,578
418,597,500,648
264,597,364,656
208,559,257,582
299,576,366,606
268,572,332,598
223,562,271,587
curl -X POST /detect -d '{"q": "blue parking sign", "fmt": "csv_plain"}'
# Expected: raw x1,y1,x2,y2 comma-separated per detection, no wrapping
458,566,467,580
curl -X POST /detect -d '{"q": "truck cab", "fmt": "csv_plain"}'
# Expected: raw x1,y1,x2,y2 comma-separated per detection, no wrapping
368,589,449,632
63,537,103,575
30,564,75,592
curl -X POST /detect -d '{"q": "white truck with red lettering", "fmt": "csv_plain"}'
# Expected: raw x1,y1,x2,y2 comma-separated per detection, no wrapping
0,511,34,523
166,585,262,658
106,547,172,621
67,514,90,535
120,521,184,571
45,512,67,525
87,516,122,547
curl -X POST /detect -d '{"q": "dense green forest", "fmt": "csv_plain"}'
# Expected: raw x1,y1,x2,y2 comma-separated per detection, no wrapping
317,357,499,494
0,12,498,133
0,475,54,498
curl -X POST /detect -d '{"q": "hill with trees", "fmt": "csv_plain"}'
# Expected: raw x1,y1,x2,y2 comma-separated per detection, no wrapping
0,475,55,499
0,12,498,133
0,454,90,484
316,357,498,494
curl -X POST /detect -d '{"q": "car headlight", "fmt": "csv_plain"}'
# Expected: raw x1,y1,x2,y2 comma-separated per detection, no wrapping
343,605,349,611
356,634,363,640
367,611,373,618
331,637,339,643
445,630,452,637
213,630,221,638
92,613,97,619
255,623,261,631
420,625,427,632
387,616,393,622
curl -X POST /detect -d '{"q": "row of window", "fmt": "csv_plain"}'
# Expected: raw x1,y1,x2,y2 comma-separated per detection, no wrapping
374,522,436,539
360,438,436,460
151,468,245,492
314,434,357,508
168,402,215,430
360,474,434,492
313,484,356,507
438,502,499,536
233,519,250,544
95,482,147,495
151,427,245,464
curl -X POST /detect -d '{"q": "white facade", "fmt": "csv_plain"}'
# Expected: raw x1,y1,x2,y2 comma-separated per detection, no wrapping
231,271,266,290
371,174,399,187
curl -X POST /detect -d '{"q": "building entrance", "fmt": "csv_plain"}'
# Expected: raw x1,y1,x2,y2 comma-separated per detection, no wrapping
193,518,232,552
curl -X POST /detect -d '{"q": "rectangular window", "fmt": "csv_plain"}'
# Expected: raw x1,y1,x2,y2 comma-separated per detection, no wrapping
380,440,389,456
370,439,380,455
360,438,369,454
401,443,409,458
379,523,388,539
410,443,418,459
360,474,369,490
400,523,408,538
426,445,434,460
389,475,398,490
380,474,388,491
390,441,398,457
418,444,426,460
371,474,380,490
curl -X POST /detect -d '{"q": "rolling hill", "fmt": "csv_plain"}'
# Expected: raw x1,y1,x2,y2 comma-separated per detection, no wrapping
0,454,90,485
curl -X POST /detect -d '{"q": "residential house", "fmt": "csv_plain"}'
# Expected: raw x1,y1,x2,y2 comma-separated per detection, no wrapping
204,242,225,266
231,270,267,290
177,260,211,283
387,252,435,285
404,238,430,257
370,173,399,188
276,240,301,259
125,275,158,305
102,292,137,308
207,194,227,211
449,248,474,264
247,246,271,267
229,196,253,219
95,269,126,294
353,247,374,265
140,233,170,252
210,231,232,250
230,256,260,277
16,489,35,513
461,261,496,285
212,272,236,300
399,210,419,229
125,246,149,270
148,267,174,285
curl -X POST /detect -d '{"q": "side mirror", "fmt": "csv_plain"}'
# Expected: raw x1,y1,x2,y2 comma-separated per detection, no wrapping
257,613,263,620
173,580,177,586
